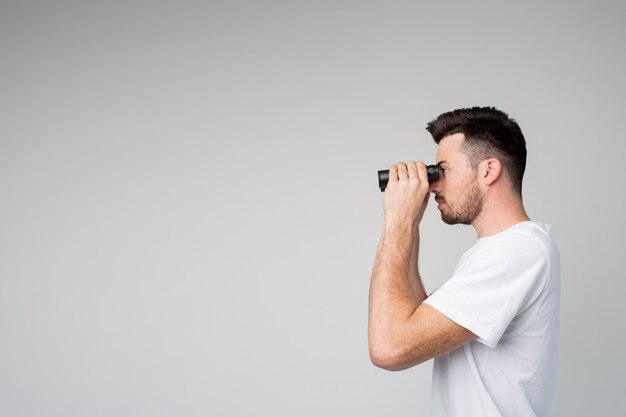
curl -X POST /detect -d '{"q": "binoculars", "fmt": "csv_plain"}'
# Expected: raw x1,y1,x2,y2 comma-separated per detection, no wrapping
377,165,440,192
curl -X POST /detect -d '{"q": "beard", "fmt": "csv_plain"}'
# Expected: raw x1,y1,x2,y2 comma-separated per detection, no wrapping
439,180,484,225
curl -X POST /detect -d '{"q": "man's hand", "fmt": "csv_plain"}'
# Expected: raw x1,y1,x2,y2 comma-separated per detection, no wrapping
383,161,430,230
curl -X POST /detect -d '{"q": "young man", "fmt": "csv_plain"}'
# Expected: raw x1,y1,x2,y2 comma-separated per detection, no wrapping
368,107,560,417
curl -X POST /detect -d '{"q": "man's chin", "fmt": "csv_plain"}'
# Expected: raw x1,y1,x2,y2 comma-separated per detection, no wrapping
441,215,458,225
439,209,454,225
440,211,471,225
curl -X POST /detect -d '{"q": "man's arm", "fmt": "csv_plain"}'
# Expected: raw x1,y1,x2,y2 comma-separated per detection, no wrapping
408,225,427,305
368,161,475,372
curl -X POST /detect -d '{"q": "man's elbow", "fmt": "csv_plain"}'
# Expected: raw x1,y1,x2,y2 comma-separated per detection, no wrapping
369,341,426,371
369,350,405,371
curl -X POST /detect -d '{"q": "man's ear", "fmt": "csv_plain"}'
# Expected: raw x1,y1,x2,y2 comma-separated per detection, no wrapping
479,158,502,186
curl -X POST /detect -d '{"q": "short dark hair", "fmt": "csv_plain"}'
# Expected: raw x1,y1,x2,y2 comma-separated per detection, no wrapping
426,106,527,195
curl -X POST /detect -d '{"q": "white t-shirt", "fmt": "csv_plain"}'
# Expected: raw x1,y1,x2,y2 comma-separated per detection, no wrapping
423,221,560,417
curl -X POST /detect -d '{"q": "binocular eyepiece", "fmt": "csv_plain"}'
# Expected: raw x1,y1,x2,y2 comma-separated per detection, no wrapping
377,165,440,192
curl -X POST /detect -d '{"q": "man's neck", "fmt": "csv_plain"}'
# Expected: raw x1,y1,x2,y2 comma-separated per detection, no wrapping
472,195,530,238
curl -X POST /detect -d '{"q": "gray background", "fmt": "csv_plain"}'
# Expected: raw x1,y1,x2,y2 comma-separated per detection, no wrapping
1,0,624,416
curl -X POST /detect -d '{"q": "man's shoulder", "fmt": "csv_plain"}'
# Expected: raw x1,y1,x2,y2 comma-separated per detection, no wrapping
483,221,555,251
464,222,557,271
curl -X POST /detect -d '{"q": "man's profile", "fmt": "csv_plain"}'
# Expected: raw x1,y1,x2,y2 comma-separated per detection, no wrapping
368,107,560,417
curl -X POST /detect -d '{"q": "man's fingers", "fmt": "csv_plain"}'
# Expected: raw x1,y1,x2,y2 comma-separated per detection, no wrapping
397,162,408,180
407,161,419,180
416,162,428,185
390,161,428,186
388,165,398,184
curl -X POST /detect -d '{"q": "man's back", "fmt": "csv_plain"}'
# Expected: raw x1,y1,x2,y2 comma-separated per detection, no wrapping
425,221,560,417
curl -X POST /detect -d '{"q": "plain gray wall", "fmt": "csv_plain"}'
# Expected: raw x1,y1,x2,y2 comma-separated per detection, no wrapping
1,0,625,416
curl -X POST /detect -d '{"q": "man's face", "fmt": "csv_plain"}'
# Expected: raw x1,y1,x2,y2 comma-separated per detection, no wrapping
429,133,484,225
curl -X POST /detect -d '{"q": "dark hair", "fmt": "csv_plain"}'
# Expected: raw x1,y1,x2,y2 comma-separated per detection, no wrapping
426,106,527,195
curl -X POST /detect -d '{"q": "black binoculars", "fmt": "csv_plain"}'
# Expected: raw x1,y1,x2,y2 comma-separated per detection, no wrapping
377,165,440,192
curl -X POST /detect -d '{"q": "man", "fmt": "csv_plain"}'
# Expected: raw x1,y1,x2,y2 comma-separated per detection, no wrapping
368,107,560,417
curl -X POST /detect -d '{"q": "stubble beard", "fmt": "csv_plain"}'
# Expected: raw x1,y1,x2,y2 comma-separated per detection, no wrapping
440,180,484,225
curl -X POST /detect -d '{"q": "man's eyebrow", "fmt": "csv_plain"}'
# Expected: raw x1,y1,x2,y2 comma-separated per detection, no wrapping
436,160,448,167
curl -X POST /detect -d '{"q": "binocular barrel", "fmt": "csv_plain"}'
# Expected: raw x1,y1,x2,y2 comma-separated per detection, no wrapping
377,165,440,192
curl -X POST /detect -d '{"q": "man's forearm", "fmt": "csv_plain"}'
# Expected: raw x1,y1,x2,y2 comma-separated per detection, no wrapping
408,227,427,305
368,222,476,370
368,223,420,349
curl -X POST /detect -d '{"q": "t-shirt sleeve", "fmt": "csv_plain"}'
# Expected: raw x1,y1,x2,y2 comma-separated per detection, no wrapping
423,233,549,348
